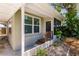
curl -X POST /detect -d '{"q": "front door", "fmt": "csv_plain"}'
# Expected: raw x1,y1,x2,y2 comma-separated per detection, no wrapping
46,21,51,38
46,21,51,32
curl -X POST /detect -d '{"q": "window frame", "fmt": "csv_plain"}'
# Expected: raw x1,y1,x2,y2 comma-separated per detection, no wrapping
24,14,41,34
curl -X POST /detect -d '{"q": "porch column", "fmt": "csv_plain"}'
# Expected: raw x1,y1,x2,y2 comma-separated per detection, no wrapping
51,18,54,33
21,4,25,55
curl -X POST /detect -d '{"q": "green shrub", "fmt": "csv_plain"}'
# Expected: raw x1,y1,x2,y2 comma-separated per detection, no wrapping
55,30,62,39
36,48,47,56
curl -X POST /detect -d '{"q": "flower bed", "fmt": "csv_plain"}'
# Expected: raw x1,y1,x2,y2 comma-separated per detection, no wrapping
24,40,53,56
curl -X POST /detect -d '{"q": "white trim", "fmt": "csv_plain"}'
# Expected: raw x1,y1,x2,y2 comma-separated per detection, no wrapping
32,16,34,34
24,13,41,20
39,19,41,33
21,5,25,56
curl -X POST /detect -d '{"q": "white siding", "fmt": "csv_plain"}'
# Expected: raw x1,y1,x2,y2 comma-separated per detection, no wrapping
25,33,43,48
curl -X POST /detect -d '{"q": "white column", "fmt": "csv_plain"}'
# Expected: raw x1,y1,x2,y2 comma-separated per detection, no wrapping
21,4,25,56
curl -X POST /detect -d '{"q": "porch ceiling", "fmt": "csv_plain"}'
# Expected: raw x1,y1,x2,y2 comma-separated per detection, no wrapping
0,3,22,22
24,3,64,20
25,3,55,18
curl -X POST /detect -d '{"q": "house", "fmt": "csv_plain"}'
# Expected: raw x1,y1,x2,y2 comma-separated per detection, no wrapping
1,3,77,56
23,3,65,55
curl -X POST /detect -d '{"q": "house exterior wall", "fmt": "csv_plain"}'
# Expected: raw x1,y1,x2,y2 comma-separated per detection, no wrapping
8,17,13,50
24,3,64,51
24,13,43,47
24,15,54,51
25,33,43,47
8,9,21,50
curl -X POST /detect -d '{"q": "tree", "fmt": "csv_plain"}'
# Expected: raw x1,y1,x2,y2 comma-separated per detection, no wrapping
62,4,79,38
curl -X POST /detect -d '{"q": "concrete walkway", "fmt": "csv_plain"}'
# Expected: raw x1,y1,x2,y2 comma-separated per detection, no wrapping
0,39,21,56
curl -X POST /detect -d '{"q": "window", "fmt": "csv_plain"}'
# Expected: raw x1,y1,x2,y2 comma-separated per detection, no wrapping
0,24,6,34
25,25,32,33
34,18,39,25
24,16,32,33
25,16,32,24
54,18,61,27
54,18,61,35
24,14,41,34
34,26,39,33
34,18,39,33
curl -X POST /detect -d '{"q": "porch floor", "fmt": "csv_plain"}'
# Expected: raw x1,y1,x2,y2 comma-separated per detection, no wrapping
0,39,21,56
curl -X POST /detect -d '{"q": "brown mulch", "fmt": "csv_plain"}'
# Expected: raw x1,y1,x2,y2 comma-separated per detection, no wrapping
35,38,50,45
44,37,79,56
64,37,79,56
46,44,69,56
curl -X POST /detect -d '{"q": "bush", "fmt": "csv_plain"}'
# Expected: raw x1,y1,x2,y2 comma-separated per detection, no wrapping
36,48,47,56
61,4,79,39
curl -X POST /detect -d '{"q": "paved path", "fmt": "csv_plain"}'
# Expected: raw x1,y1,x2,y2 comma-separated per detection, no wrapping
0,39,21,56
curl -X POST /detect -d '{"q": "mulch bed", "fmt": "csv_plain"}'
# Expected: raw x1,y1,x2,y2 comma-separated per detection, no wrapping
45,44,69,56
35,38,49,45
43,37,79,56
64,37,79,56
